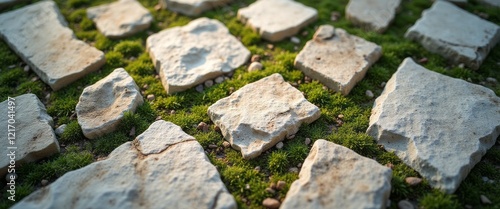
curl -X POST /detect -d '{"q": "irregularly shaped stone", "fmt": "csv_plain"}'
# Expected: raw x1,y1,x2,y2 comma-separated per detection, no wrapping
0,1,105,90
281,140,392,209
87,0,153,38
405,177,423,186
405,1,500,70
146,18,250,94
480,195,492,204
397,200,414,209
262,198,280,209
76,68,143,139
208,73,320,159
346,0,401,33
54,124,67,137
237,0,318,42
12,120,236,209
248,62,263,72
0,94,60,177
160,0,231,16
367,58,500,193
295,25,382,95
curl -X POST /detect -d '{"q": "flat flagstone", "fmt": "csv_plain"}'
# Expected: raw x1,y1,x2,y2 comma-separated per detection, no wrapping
208,73,321,159
405,1,500,70
160,0,231,16
146,18,250,94
367,58,500,193
281,139,392,209
346,0,401,33
12,120,237,209
0,94,60,177
76,68,143,139
295,25,382,95
0,0,105,90
237,0,318,42
87,0,153,38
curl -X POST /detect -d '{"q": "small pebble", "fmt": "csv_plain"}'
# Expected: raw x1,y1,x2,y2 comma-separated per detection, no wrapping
31,77,39,82
215,76,225,84
262,198,280,209
286,134,295,140
223,141,231,148
54,124,67,137
204,80,214,88
380,82,386,88
229,87,235,94
245,184,250,190
458,63,465,69
337,114,344,119
304,76,312,83
265,187,275,194
8,64,16,69
41,179,49,186
405,177,422,186
208,144,218,149
290,36,300,44
251,54,261,62
142,84,149,90
486,77,497,83
482,176,489,182
289,167,299,173
267,44,274,50
480,195,492,204
154,4,162,11
305,138,311,145
155,116,162,121
418,57,428,64
276,142,284,149
23,65,30,72
147,94,155,101
297,163,302,168
195,84,204,93
197,122,209,132
129,126,136,136
330,11,341,22
248,62,263,72
301,31,309,36
276,180,286,190
365,90,374,98
254,166,261,172
170,110,176,115
397,200,414,209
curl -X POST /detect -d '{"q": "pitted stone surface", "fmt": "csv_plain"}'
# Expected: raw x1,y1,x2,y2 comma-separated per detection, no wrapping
146,18,250,94
295,25,382,95
367,58,500,193
0,94,60,177
76,68,143,139
281,139,392,209
87,0,153,38
346,0,401,33
405,1,500,70
12,120,237,209
0,1,105,90
237,0,318,42
160,0,231,16
208,73,321,159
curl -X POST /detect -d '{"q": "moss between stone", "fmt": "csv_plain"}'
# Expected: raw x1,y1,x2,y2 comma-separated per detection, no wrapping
0,0,499,208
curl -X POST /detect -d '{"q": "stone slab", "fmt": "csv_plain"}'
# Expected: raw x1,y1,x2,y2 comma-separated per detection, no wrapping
160,0,232,16
346,0,401,33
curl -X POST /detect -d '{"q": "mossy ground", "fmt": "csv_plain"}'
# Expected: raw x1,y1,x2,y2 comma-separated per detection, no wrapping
1,0,499,208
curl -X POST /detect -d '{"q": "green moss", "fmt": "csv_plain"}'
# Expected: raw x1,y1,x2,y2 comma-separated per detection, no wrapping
420,191,461,209
105,51,125,68
60,120,85,143
113,40,144,58
268,150,289,174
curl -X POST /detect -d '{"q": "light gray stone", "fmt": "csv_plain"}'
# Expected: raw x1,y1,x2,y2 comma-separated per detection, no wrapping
237,0,318,42
367,58,500,193
479,0,500,7
0,94,60,177
248,62,263,72
87,0,153,38
0,1,105,90
54,124,67,137
295,25,382,95
405,1,500,70
160,0,231,16
346,0,401,33
208,73,320,159
12,120,236,209
76,68,143,139
146,18,250,94
281,139,392,209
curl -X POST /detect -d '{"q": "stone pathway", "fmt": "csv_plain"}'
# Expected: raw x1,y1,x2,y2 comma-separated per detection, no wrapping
0,0,105,90
87,0,153,38
237,0,317,42
12,120,236,209
367,58,500,193
405,0,500,70
346,0,401,33
208,74,321,159
295,25,382,95
76,68,143,139
146,18,250,94
0,94,60,177
160,0,231,16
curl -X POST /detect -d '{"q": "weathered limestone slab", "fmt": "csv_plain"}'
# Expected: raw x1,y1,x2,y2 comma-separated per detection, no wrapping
237,0,318,42
281,139,392,209
0,94,60,177
160,0,231,16
146,18,250,94
405,1,500,70
346,0,401,33
76,68,143,139
208,73,321,159
295,25,382,95
0,1,105,90
87,0,153,38
12,120,237,209
367,58,500,193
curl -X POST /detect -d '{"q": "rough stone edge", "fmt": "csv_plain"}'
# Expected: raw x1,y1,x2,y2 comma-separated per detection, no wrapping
160,0,232,16
345,0,402,33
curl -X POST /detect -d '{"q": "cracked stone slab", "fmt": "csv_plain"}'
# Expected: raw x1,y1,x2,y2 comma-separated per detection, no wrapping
346,0,401,33
405,0,500,70
208,73,321,159
367,58,500,193
295,25,382,95
281,139,392,209
237,0,318,42
146,18,250,94
0,0,105,90
76,68,143,139
87,0,153,38
0,94,60,177
160,0,231,16
12,120,237,209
